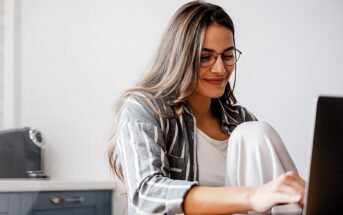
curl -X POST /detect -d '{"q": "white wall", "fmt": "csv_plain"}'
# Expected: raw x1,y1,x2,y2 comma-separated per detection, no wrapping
7,0,343,212
228,0,343,179
20,0,120,180
0,0,4,129
3,0,21,129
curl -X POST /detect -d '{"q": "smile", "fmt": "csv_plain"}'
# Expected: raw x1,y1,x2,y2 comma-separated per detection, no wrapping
203,78,225,86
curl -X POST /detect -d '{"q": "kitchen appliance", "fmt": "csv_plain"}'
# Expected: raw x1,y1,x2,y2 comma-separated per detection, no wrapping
0,127,47,178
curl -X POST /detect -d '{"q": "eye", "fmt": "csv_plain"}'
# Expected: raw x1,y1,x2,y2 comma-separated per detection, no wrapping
200,55,212,62
222,55,233,60
222,51,234,60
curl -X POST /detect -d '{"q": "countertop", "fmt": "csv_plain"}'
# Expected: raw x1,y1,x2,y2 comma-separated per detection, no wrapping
0,179,114,192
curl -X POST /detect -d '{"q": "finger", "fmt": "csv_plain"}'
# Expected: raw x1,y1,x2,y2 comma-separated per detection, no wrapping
280,172,305,193
273,192,302,205
284,171,306,188
276,182,302,197
282,179,305,195
274,179,303,200
279,179,305,199
300,195,305,205
292,174,306,188
300,189,306,206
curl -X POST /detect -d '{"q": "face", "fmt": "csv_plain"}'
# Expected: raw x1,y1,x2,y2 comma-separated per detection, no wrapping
195,23,235,99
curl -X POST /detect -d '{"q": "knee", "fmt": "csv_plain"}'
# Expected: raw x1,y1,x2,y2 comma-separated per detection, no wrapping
230,121,280,148
233,121,276,136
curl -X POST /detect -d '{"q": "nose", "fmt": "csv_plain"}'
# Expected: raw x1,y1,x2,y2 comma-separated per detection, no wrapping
211,56,226,75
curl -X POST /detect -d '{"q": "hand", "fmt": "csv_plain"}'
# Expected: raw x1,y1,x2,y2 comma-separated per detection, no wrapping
249,171,305,213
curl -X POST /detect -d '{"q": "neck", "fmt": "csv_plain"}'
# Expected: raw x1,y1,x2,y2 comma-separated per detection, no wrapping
187,94,212,120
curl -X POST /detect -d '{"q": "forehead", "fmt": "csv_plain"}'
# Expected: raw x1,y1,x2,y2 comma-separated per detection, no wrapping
203,23,234,51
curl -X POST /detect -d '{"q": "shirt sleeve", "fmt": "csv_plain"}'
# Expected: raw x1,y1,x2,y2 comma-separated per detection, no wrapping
116,96,198,214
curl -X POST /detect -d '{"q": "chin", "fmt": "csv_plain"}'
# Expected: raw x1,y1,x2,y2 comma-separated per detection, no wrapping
207,90,225,99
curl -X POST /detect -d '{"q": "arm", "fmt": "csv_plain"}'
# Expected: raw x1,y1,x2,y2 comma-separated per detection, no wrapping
184,186,253,214
117,97,305,214
116,96,198,214
184,171,305,214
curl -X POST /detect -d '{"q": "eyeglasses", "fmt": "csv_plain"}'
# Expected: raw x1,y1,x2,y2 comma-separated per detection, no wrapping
200,48,242,67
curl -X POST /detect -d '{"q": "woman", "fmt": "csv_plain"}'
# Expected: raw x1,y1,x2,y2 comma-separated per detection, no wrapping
109,1,305,214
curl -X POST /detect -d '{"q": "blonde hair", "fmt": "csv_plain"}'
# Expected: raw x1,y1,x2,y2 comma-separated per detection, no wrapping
109,1,237,180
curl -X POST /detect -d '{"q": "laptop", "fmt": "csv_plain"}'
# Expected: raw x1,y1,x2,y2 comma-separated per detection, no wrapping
272,96,343,214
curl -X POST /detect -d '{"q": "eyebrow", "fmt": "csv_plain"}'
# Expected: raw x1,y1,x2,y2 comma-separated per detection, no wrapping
202,47,234,52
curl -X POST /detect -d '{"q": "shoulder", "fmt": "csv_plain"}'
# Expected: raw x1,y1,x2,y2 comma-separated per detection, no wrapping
218,98,257,122
231,102,257,122
117,93,174,124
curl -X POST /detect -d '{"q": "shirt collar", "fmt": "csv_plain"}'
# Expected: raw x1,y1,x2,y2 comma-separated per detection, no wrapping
214,98,240,127
182,99,240,127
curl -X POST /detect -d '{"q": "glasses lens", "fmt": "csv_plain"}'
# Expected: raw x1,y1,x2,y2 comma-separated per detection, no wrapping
200,49,241,67
200,51,215,67
222,49,238,66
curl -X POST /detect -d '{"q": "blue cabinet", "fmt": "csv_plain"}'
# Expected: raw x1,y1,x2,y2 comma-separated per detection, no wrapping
0,190,111,215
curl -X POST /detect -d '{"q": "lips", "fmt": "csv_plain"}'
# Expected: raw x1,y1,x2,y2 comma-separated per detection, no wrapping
203,78,225,86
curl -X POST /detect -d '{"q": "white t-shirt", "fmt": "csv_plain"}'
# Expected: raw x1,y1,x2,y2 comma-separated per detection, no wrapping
196,128,228,186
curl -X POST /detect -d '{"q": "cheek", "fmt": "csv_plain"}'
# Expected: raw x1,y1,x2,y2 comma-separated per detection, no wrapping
227,66,235,75
198,67,208,78
225,67,235,80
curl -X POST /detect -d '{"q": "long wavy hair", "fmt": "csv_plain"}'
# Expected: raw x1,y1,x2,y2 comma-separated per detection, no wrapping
109,1,237,180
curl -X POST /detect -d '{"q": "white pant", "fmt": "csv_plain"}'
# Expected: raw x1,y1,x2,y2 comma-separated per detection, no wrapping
225,121,298,187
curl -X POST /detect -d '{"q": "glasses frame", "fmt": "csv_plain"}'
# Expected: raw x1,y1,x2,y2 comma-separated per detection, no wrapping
200,48,242,68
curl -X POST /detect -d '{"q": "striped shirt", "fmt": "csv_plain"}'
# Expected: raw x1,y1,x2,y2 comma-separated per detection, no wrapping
116,94,257,215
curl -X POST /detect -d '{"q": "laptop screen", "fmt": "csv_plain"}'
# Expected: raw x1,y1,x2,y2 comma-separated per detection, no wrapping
305,96,343,214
